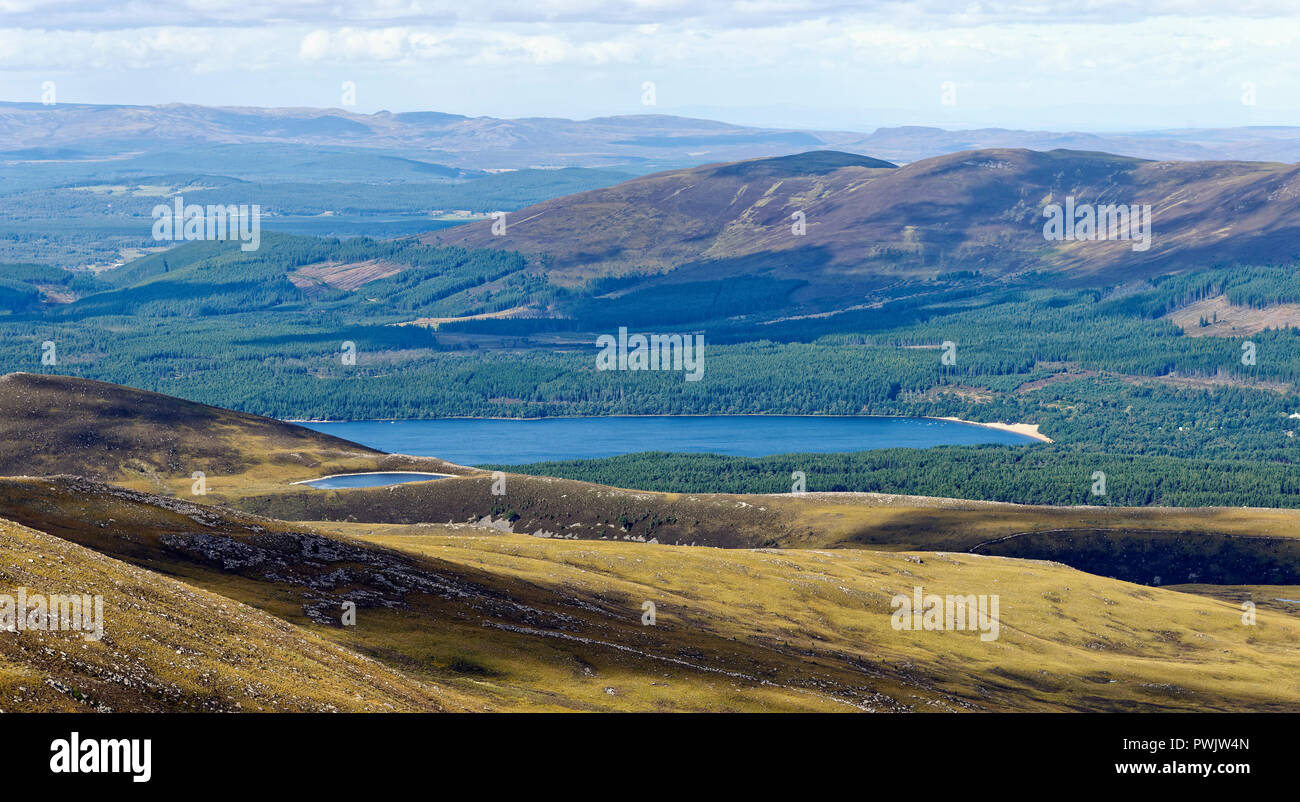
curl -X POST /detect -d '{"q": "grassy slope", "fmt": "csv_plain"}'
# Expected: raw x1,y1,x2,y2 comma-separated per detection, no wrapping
233,471,1300,552
344,524,1300,712
0,478,861,711
0,515,467,712
0,372,472,490
3,475,1300,711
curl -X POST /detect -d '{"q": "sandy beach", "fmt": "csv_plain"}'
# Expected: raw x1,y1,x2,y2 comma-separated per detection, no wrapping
933,416,1053,443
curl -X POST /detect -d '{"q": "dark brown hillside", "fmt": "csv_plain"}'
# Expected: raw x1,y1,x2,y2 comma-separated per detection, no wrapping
428,148,1300,295
423,150,900,281
0,372,384,481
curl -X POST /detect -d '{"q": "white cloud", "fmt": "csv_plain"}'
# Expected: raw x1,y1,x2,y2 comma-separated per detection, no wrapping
8,1,1300,31
3,2,1300,129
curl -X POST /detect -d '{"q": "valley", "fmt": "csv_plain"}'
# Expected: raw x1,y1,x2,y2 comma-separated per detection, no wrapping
3,438,1300,713
4,124,1300,716
7,0,1299,784
0,375,1296,713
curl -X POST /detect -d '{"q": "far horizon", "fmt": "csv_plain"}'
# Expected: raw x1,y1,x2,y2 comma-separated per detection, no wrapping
14,98,1300,171
10,97,1300,137
4,3,1299,131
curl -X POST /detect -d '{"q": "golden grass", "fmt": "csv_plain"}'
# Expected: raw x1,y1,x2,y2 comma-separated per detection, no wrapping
6,470,1300,712
319,523,1300,712
0,517,470,712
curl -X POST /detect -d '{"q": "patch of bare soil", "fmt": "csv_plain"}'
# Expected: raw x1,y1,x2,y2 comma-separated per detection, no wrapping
1016,366,1098,393
1166,294,1300,337
928,385,994,403
1122,369,1292,394
398,306,535,329
290,259,410,290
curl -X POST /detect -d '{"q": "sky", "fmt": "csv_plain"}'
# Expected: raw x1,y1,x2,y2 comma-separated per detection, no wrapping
3,1,1300,132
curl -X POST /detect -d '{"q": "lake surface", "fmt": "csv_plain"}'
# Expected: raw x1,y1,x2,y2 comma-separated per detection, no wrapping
300,415,1037,467
297,471,450,489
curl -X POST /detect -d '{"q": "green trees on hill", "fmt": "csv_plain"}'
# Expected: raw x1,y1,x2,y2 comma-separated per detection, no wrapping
6,235,1300,507
488,446,1300,509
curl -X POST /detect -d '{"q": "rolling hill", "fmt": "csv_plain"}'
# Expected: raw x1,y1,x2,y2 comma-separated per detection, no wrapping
37,147,1300,342
429,148,1300,307
0,514,462,712
4,475,1300,712
233,468,1300,588
2,375,1300,711
0,372,468,487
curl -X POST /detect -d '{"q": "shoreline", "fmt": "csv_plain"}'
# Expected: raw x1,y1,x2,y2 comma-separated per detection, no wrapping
291,471,454,485
286,412,1052,442
933,416,1053,443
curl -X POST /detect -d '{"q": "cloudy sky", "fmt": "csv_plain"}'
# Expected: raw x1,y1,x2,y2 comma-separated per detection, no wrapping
3,1,1300,131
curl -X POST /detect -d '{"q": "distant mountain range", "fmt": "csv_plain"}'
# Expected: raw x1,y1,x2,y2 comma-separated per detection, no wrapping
8,101,1300,170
